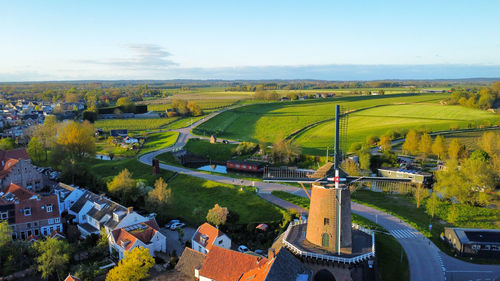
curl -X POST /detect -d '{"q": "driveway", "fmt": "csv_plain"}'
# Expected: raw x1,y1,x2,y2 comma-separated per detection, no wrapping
160,227,196,257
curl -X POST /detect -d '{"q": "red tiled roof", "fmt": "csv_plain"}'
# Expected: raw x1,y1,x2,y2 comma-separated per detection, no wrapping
193,222,224,251
111,219,159,251
0,159,19,179
239,249,281,281
3,183,36,200
14,195,60,224
26,234,40,242
64,274,81,281
199,246,268,281
0,148,29,165
49,229,66,239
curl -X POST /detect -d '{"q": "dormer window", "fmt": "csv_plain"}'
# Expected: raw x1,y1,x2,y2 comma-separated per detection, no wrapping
0,212,8,219
46,204,53,213
24,208,31,216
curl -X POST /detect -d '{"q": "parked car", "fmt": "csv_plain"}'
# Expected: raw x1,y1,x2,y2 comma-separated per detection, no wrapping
254,249,266,256
238,245,249,253
170,222,186,230
165,220,180,229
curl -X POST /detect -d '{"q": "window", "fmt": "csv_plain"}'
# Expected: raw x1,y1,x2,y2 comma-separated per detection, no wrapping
218,239,223,244
34,222,38,227
48,219,54,225
55,218,60,223
34,229,39,236
46,205,53,213
324,218,330,225
27,223,31,228
0,212,8,219
24,208,31,216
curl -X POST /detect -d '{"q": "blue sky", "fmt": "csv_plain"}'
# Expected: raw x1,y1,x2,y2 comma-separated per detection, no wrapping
1,0,499,81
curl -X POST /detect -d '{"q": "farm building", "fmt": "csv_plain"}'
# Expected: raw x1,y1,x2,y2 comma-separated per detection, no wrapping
444,227,500,259
226,160,264,172
377,167,433,186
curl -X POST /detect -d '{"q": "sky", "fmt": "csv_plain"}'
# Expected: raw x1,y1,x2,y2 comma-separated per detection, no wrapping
1,0,500,81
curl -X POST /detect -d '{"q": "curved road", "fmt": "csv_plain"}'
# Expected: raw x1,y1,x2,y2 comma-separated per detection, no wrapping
139,109,500,281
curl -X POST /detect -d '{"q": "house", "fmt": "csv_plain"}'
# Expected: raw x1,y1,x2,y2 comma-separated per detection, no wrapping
239,248,312,281
0,183,62,239
151,247,206,281
444,227,500,258
123,136,139,144
192,222,231,254
67,189,149,237
64,274,81,281
109,219,166,260
377,167,433,186
198,246,268,281
0,156,45,191
210,135,217,143
53,183,86,214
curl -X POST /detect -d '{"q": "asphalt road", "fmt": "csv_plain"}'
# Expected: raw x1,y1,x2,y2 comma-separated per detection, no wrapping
139,108,500,281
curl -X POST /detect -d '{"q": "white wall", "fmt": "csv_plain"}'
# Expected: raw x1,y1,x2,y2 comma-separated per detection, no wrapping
115,212,148,229
63,189,85,213
214,235,231,250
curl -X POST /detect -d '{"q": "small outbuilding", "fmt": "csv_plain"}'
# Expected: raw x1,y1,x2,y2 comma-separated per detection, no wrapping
444,227,500,259
209,135,217,143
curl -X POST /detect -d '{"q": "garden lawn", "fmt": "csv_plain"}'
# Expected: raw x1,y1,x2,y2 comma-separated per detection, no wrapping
194,93,445,144
139,131,179,155
184,138,238,161
165,174,283,225
294,104,500,155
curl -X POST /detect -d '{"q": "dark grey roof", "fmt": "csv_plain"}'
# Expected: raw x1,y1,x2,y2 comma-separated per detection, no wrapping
264,249,312,281
78,222,99,234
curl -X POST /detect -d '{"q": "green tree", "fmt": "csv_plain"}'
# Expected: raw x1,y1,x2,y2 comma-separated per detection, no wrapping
0,138,14,150
431,135,446,160
107,169,137,204
27,137,46,163
418,133,432,160
271,139,301,164
146,178,171,212
105,247,155,281
116,97,135,113
340,158,361,176
0,221,12,248
413,184,429,208
478,131,499,156
57,121,95,158
402,129,419,155
171,99,189,116
358,152,371,170
379,135,392,152
426,192,439,218
447,138,467,160
34,237,72,280
206,204,229,227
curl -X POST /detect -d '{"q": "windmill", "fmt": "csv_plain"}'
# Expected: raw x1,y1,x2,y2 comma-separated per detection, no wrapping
264,104,411,256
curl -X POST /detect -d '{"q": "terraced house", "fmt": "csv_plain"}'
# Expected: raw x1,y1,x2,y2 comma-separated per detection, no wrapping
0,148,45,191
0,183,61,239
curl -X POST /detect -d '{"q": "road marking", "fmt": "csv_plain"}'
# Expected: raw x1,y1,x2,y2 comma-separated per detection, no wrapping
446,271,493,273
390,229,416,239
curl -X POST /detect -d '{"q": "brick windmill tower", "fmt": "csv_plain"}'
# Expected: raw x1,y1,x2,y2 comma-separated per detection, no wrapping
264,105,410,281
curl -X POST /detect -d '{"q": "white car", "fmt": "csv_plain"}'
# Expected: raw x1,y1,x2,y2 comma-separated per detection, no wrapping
238,245,249,253
165,220,180,229
170,222,185,230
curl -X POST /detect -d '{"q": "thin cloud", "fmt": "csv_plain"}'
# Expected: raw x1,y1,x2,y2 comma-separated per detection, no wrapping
80,44,177,70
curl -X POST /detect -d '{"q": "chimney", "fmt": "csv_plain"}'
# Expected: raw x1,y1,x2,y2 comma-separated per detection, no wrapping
127,207,133,214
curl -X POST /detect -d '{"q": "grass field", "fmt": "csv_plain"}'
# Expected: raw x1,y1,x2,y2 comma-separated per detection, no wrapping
194,93,446,143
270,190,409,281
95,117,180,132
295,104,500,154
88,158,283,225
139,131,179,155
184,139,238,161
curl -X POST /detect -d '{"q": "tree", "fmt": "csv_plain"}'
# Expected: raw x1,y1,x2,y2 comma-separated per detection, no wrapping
365,135,379,146
379,135,392,152
206,204,229,227
413,184,429,208
27,137,46,163
0,137,14,150
491,81,500,95
34,237,72,280
187,101,204,116
431,135,446,160
0,221,11,248
340,158,361,176
271,139,301,164
418,133,432,160
116,97,135,113
447,138,467,160
402,129,419,155
426,192,439,218
358,152,371,170
171,99,189,116
107,169,137,204
105,247,155,281
146,178,171,212
478,131,499,156
57,121,95,158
